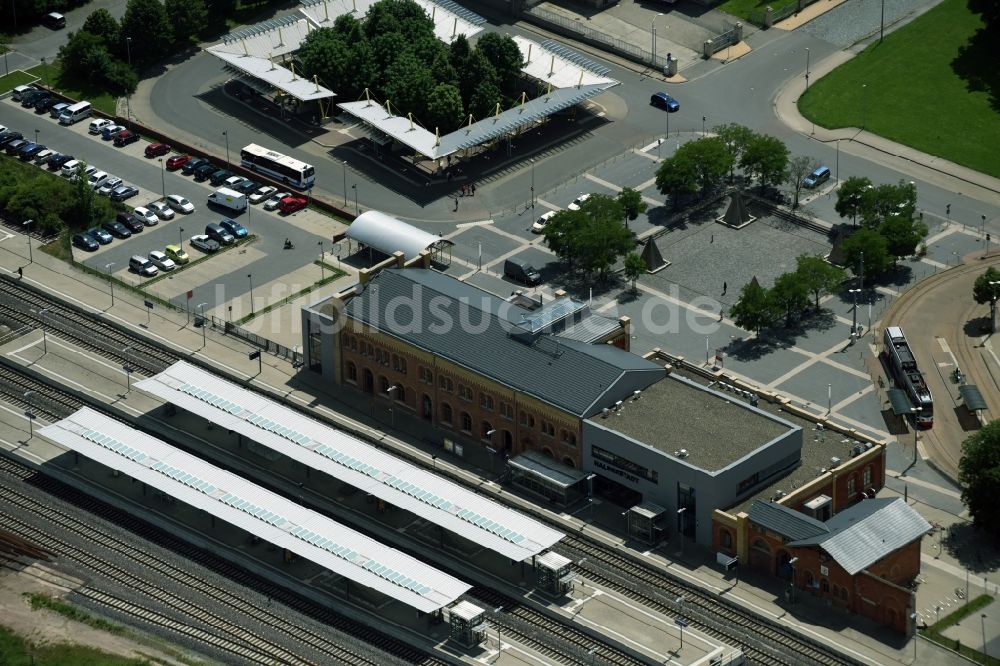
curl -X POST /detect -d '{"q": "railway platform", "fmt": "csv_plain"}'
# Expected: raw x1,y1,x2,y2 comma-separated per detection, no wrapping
0,228,992,665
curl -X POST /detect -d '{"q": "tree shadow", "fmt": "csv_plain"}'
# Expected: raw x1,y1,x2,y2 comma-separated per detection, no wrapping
943,522,1000,572
951,2,1000,112
963,316,991,338
725,308,837,361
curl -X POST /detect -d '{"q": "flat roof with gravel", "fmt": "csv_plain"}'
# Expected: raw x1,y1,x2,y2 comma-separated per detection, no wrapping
592,373,795,472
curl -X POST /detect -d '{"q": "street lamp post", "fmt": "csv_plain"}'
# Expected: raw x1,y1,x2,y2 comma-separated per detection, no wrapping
789,557,799,603
247,274,255,315
492,606,503,663
849,288,862,337
179,227,184,250
105,263,115,305
677,506,687,557
34,128,39,144
386,385,398,428
651,13,663,66
318,241,325,281
23,390,35,439
990,281,1000,334
530,158,535,209
702,115,706,136
805,48,810,90
223,130,230,167
125,37,132,124
911,407,919,465
911,613,919,659
24,219,33,264
352,184,359,215
485,428,497,476
37,308,48,354
982,613,988,659
342,160,348,206
198,303,207,347
122,346,132,393
40,56,47,90
159,158,165,196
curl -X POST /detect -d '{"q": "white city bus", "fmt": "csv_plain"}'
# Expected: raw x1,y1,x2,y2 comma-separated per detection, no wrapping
240,144,315,189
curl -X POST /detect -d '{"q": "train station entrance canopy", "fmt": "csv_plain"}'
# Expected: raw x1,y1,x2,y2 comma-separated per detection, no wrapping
345,210,454,261
41,408,470,613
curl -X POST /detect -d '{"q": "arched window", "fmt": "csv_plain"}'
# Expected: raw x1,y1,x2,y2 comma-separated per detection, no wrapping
821,579,829,593
562,456,575,468
863,465,872,489
391,383,405,403
560,430,577,447
542,447,554,459
379,376,389,394
460,412,472,433
346,361,357,382
440,402,453,425
721,529,733,549
482,421,494,441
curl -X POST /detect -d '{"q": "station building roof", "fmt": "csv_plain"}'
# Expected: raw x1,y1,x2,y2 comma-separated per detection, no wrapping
135,362,565,562
40,408,470,613
346,210,454,260
588,373,797,472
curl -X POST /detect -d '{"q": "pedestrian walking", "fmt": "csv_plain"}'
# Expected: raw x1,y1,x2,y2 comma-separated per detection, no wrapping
471,183,476,196
722,281,727,295
460,184,466,196
17,267,23,279
454,198,459,212
711,234,714,243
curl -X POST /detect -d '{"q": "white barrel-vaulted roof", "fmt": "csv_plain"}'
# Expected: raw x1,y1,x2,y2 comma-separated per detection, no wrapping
136,362,565,562
346,210,454,260
40,408,470,613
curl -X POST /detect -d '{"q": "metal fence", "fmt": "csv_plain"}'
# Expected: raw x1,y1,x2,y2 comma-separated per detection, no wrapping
197,312,303,366
748,0,815,27
706,26,741,55
527,7,668,71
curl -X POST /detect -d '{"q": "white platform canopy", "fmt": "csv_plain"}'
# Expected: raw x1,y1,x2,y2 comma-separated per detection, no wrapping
206,15,336,102
299,0,485,42
136,362,565,562
40,408,470,613
346,210,453,260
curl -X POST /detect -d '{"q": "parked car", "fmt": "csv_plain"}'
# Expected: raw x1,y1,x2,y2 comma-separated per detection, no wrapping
101,124,126,140
567,193,591,211
133,207,159,226
117,212,144,234
87,227,113,245
42,11,66,28
803,166,831,188
60,159,83,178
278,195,308,214
181,156,208,175
34,97,59,114
144,142,170,158
263,191,291,210
192,162,217,181
98,177,123,196
234,179,261,195
650,92,680,112
49,102,70,119
209,169,234,186
129,254,158,277
147,201,175,220
164,244,190,265
532,210,557,234
47,153,73,170
189,234,220,253
0,125,6,134
114,130,141,147
89,119,112,135
148,250,176,271
222,175,247,189
165,154,190,170
33,149,55,165
205,222,235,245
88,170,110,189
18,143,45,161
12,85,36,101
166,194,195,214
5,139,28,156
72,233,99,252
249,185,277,204
0,131,23,147
101,220,131,239
219,217,248,239
20,90,48,108
110,184,139,202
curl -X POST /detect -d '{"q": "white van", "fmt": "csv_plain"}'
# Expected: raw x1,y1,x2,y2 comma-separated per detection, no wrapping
12,85,35,101
207,187,247,213
59,101,92,125
60,159,82,178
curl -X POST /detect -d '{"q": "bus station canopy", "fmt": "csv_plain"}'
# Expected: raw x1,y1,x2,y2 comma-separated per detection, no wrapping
299,0,485,42
41,408,470,613
959,384,987,411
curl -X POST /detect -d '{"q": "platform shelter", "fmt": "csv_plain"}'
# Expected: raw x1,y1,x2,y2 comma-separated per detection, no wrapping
40,407,470,614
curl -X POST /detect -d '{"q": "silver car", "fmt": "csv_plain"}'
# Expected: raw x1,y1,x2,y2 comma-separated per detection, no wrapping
166,194,195,214
263,191,291,211
98,176,123,196
147,200,175,220
148,250,176,271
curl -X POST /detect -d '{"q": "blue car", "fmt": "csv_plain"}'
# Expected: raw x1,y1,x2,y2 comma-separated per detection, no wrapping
87,227,114,245
219,217,248,239
803,166,831,188
650,92,680,112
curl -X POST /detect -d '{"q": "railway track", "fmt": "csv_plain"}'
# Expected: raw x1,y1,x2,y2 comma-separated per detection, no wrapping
876,255,1000,478
557,538,858,666
0,277,864,664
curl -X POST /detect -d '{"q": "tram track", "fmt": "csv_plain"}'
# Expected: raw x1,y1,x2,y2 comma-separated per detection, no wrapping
0,276,865,664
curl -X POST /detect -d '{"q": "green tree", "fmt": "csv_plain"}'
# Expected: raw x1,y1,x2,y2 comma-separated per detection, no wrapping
101,59,139,97
834,176,872,226
81,9,120,52
712,123,755,178
384,51,434,119
655,136,732,201
58,31,113,85
165,0,208,46
370,32,408,89
769,272,810,325
859,180,917,229
880,215,928,262
299,28,351,92
121,0,172,68
449,34,472,71
542,195,633,279
786,155,815,209
973,267,1000,304
740,133,789,187
365,0,434,43
475,33,523,92
468,79,501,120
730,279,775,334
616,187,647,227
794,254,846,309
958,420,1000,536
424,83,464,133
624,252,646,293
842,228,892,278
459,51,498,109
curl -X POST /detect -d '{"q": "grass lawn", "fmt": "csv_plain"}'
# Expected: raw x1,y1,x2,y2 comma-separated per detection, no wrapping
0,70,37,92
717,0,796,21
0,624,150,666
25,61,117,116
799,0,1000,178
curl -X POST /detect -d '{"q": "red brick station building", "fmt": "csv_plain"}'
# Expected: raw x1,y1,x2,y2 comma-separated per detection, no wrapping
301,226,931,634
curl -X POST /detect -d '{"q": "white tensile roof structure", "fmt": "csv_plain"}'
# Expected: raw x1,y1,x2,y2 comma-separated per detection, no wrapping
345,210,454,260
136,362,565,562
298,0,485,42
40,408,470,613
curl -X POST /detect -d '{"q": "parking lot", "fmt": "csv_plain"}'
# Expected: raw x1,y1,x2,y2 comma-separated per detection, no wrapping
0,95,344,316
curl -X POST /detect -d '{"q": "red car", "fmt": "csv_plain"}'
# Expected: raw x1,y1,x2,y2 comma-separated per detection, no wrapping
165,154,191,171
145,142,170,158
279,195,308,214
113,130,141,147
